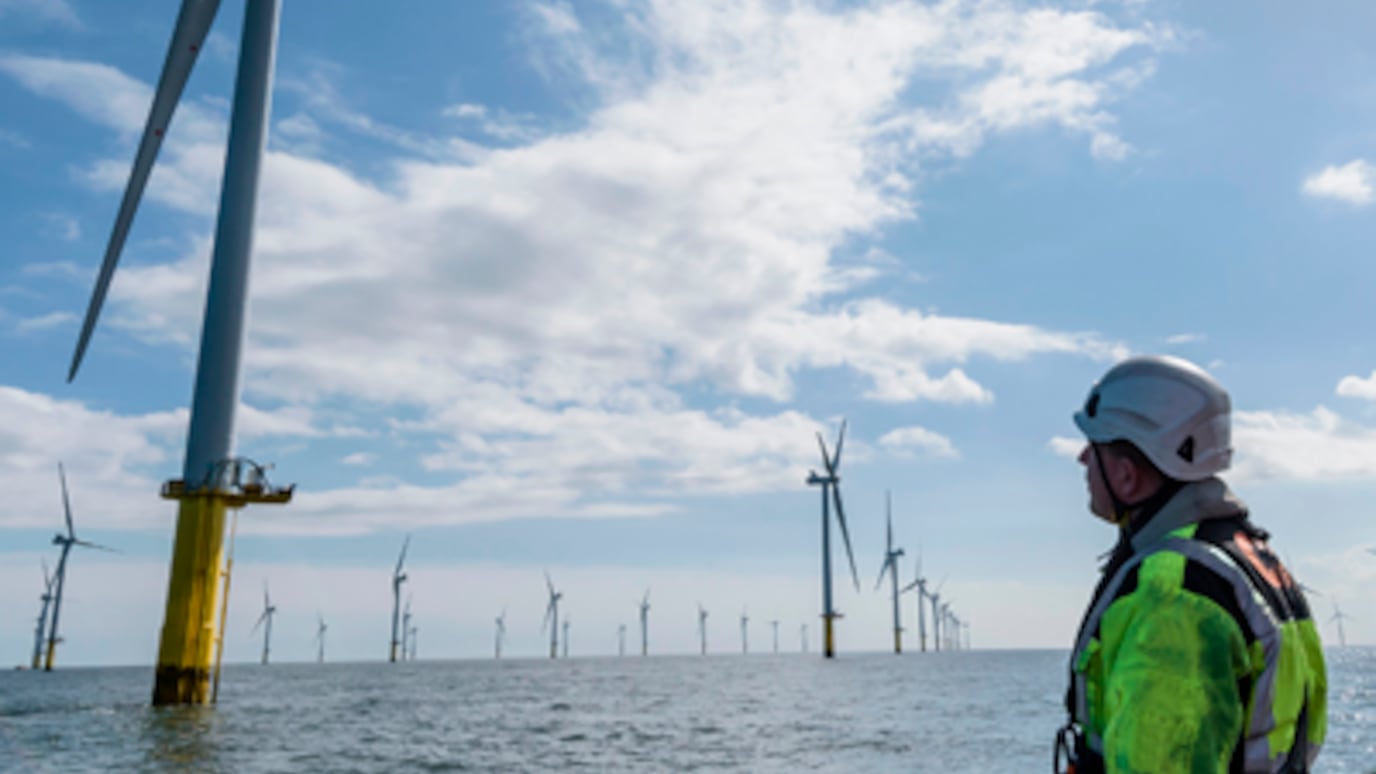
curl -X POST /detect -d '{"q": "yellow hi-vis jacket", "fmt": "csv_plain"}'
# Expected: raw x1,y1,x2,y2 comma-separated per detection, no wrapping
1065,478,1327,773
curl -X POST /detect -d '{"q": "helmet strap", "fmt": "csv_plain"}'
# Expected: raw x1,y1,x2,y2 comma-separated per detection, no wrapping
1091,442,1184,530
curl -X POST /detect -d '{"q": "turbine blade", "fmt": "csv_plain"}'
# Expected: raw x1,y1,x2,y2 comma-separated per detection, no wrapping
885,490,893,551
250,609,267,634
900,579,919,593
72,539,119,553
832,419,847,469
395,535,410,575
545,570,555,597
42,558,52,588
58,463,75,539
875,557,891,592
832,485,860,592
68,0,223,381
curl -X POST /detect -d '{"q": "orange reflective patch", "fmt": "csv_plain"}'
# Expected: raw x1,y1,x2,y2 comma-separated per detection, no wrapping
1232,531,1287,590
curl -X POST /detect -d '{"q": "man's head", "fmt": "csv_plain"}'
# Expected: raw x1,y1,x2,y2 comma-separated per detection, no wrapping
1074,355,1232,521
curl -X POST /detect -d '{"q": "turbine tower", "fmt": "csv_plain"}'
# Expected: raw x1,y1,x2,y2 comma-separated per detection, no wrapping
67,0,295,704
899,551,929,652
315,614,326,664
409,626,418,661
45,464,115,671
562,619,570,659
542,572,562,659
250,583,276,665
390,536,409,663
638,589,651,656
494,609,507,659
401,595,413,662
1330,601,1350,648
805,420,861,658
697,604,709,655
770,620,780,654
875,490,906,654
740,609,749,654
800,623,808,653
617,624,627,657
31,560,55,670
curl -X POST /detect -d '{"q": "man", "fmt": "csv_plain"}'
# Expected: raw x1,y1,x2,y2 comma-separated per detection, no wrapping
1057,355,1327,773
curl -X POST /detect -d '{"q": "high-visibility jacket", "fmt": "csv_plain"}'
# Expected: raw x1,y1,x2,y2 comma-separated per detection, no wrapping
1064,478,1327,773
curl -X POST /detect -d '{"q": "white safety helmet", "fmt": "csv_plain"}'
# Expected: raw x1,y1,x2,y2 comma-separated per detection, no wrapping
1073,355,1232,481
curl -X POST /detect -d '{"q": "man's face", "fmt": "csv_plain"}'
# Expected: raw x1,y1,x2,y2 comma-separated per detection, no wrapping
1077,443,1116,523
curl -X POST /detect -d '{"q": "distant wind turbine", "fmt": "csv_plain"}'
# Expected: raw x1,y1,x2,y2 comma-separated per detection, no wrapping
542,572,562,659
31,560,55,670
409,626,418,661
800,623,808,654
1330,601,1351,648
875,490,906,654
806,420,861,658
250,583,277,665
390,536,409,663
697,604,709,655
618,624,627,657
45,464,116,671
770,620,780,654
740,609,750,654
315,614,326,664
494,608,507,659
928,577,947,653
562,619,570,659
638,589,651,656
899,551,929,652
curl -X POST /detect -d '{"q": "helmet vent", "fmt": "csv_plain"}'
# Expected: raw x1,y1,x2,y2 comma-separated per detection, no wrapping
1177,436,1195,463
1085,393,1100,418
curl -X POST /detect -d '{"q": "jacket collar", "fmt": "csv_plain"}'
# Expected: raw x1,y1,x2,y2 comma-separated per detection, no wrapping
1127,476,1247,552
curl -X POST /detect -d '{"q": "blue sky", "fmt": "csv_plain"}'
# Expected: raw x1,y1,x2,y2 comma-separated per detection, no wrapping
2,0,1375,666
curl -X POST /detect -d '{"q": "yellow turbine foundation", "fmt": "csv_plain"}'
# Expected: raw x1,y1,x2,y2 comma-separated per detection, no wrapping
894,630,902,654
152,495,228,705
823,615,836,658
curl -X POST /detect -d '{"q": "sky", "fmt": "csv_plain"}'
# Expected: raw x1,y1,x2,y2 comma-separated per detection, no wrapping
1,0,1375,667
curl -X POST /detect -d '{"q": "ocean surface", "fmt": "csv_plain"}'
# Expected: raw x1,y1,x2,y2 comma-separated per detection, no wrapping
2,648,1371,772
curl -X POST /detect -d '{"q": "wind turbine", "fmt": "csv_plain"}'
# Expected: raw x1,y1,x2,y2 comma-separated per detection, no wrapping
562,619,570,659
928,578,947,653
494,608,507,659
617,624,627,657
875,490,906,654
800,623,808,653
67,0,294,705
805,420,861,658
899,551,928,652
409,626,418,661
740,608,749,654
31,560,55,670
542,572,562,659
401,595,413,662
697,604,709,655
638,589,651,656
45,464,115,671
315,614,326,664
390,537,409,663
770,620,780,654
1330,601,1351,648
250,583,276,665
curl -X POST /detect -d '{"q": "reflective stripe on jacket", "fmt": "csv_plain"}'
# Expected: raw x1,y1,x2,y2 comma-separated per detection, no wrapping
1068,478,1327,773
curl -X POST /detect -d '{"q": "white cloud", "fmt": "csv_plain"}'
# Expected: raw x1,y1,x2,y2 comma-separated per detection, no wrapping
0,0,80,29
15,310,75,333
1047,436,1084,459
1165,332,1204,345
878,426,959,459
1301,159,1375,205
1232,406,1376,482
1336,370,1376,401
341,452,376,467
3,0,1163,531
0,128,31,149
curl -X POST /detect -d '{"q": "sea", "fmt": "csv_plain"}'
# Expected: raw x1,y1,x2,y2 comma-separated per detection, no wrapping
2,648,1371,772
